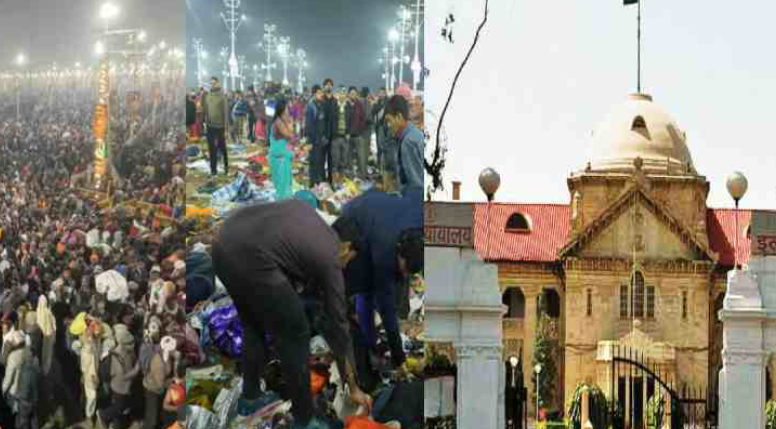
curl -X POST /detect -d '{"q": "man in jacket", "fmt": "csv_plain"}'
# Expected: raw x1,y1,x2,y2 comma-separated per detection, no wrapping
305,85,328,187
347,87,368,180
211,199,373,429
335,185,423,369
98,324,140,429
246,86,258,143
232,91,249,143
2,330,40,429
201,77,230,177
330,87,353,186
322,78,337,183
383,95,424,191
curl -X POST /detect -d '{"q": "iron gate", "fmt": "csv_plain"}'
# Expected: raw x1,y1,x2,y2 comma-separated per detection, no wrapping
610,346,717,429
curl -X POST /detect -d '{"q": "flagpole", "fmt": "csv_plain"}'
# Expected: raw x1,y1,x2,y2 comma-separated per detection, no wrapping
637,0,642,93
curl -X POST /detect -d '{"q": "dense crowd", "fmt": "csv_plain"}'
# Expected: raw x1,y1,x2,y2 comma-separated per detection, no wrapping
0,80,188,429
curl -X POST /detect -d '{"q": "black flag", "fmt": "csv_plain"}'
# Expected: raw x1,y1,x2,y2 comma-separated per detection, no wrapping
624,0,638,4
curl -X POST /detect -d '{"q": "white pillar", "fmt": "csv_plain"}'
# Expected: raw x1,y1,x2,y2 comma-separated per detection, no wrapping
718,270,767,429
426,245,506,429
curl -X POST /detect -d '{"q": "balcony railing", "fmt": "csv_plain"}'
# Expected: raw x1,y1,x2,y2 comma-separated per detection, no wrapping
503,318,525,337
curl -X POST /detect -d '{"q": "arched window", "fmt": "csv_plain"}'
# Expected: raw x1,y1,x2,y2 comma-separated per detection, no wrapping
632,272,645,318
631,115,647,131
502,288,525,319
505,213,531,233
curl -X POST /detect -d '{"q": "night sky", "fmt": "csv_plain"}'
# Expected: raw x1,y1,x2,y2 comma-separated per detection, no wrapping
186,0,424,91
0,0,184,71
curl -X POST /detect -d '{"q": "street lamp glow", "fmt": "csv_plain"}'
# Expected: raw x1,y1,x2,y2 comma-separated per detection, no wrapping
15,53,26,66
95,41,105,55
138,30,147,42
99,3,119,20
388,28,399,42
159,40,167,50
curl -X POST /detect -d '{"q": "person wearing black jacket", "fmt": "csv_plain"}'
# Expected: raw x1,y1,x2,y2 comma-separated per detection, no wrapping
211,200,373,429
322,78,337,183
330,87,353,186
305,85,328,186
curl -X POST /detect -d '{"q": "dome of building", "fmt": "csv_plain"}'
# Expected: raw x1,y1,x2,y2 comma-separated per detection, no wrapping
584,94,695,175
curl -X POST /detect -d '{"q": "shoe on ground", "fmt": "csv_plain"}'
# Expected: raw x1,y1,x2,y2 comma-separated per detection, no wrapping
237,391,281,417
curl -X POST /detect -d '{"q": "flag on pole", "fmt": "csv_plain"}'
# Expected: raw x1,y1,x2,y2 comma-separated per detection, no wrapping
624,0,638,5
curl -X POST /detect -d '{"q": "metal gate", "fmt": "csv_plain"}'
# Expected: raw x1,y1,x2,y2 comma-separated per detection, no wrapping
610,346,717,429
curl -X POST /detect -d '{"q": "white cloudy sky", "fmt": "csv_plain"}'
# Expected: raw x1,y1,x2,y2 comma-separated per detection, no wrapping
424,0,775,210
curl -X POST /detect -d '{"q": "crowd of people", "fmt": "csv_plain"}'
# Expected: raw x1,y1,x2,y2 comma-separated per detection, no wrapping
186,77,424,196
182,76,426,429
0,76,189,429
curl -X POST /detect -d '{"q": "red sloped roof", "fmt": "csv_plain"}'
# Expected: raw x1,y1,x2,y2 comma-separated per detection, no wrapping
472,203,762,267
473,203,571,262
706,208,752,267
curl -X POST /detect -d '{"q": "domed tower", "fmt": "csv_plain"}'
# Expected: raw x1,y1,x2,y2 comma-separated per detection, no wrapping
567,93,711,251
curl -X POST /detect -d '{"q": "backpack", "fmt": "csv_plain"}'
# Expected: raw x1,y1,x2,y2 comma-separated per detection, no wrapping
98,352,124,396
139,343,160,376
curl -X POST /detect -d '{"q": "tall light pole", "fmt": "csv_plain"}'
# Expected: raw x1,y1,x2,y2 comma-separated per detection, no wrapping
220,0,246,91
380,46,390,92
277,36,291,87
15,53,26,122
727,172,749,271
479,168,501,260
252,64,259,89
219,46,229,90
294,48,307,94
238,54,247,90
534,363,543,422
388,28,399,93
410,0,423,91
259,23,278,82
192,38,207,88
397,5,412,87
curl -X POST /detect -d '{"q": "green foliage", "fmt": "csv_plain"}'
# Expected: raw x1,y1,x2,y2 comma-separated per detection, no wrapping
766,400,776,429
646,392,665,429
532,296,557,410
566,382,611,429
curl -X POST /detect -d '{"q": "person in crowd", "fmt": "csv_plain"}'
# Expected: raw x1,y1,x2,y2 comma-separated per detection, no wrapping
383,95,425,191
246,86,259,143
322,78,337,184
334,184,423,370
143,335,177,429
305,85,329,187
211,199,373,429
370,88,393,189
98,323,140,429
2,329,40,429
269,99,296,201
232,91,249,143
201,76,230,177
331,87,353,187
347,87,368,180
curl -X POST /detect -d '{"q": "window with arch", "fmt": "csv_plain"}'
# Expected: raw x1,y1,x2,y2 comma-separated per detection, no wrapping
505,212,531,233
631,115,647,131
633,272,645,318
502,288,525,319
541,288,561,318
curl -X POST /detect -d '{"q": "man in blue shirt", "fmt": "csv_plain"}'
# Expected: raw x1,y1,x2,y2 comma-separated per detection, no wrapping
383,95,425,191
333,185,423,368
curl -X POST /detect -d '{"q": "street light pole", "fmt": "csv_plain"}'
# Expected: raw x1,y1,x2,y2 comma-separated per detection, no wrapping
259,23,278,83
411,0,422,91
726,172,749,271
193,38,205,88
221,0,245,92
398,6,410,87
388,29,399,93
277,36,291,87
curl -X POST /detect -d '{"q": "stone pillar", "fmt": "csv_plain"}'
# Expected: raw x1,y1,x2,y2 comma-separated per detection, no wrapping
425,245,506,429
718,270,767,429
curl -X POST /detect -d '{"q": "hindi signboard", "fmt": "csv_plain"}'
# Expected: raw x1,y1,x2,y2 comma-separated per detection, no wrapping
424,202,474,248
751,211,776,257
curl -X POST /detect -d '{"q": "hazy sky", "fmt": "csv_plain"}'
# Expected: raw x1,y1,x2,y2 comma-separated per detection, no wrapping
185,0,423,90
0,0,184,70
425,0,775,211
